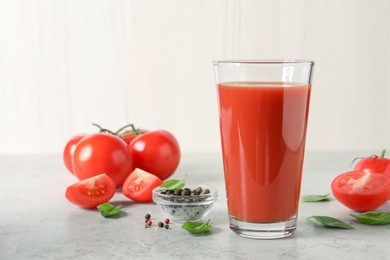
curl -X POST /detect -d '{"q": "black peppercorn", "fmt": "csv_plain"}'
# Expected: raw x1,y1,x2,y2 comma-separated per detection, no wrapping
173,189,182,196
181,189,190,196
200,189,210,195
194,187,203,195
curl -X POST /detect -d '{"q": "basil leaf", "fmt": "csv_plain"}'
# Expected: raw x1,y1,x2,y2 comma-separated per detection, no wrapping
302,193,331,202
182,219,212,234
307,216,354,229
97,203,121,218
350,211,390,225
160,175,187,191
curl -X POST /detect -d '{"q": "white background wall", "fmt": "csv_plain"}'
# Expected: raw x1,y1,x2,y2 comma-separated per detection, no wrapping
1,0,389,154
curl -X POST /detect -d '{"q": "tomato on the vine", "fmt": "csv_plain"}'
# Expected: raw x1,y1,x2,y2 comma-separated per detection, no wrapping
331,171,390,212
72,133,134,188
65,174,116,209
353,149,390,177
63,134,87,174
129,130,180,180
119,129,148,144
122,168,163,202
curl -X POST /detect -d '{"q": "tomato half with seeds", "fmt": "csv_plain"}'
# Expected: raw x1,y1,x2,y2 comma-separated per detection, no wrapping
65,174,116,209
331,171,390,212
122,168,163,202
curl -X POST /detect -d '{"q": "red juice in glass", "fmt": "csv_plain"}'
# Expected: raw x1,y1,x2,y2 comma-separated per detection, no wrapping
218,82,311,224
214,60,314,239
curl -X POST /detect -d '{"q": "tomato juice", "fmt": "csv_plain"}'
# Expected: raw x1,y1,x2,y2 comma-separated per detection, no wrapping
218,82,311,223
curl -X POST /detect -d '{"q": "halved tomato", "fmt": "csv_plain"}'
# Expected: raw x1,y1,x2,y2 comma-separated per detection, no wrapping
122,168,163,202
65,174,116,209
331,171,390,212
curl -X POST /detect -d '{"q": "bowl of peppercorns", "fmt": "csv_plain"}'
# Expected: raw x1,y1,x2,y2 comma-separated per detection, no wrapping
152,185,218,222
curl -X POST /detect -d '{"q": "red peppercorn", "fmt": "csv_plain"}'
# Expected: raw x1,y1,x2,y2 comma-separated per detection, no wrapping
147,220,153,227
164,218,170,224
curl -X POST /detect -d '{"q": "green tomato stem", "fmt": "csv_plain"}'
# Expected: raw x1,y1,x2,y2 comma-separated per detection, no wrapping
380,149,387,158
92,123,116,135
114,123,137,135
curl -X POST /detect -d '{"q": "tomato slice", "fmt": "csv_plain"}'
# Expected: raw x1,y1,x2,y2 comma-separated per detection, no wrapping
65,174,116,209
122,168,163,202
331,171,390,212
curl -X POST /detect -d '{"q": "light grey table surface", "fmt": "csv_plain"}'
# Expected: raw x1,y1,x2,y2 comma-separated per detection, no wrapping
1,151,389,260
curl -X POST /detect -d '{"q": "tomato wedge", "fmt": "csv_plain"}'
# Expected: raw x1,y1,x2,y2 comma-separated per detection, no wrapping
122,168,163,202
65,174,116,209
331,171,390,212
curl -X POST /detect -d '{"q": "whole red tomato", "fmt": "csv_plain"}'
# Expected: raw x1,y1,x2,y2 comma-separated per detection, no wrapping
72,133,134,188
63,134,87,174
129,130,180,180
119,129,148,144
353,149,390,177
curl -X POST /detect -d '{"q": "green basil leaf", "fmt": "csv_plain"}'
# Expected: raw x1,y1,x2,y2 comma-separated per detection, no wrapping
160,175,187,191
182,219,212,234
307,216,353,229
302,193,331,202
97,203,121,218
350,211,390,225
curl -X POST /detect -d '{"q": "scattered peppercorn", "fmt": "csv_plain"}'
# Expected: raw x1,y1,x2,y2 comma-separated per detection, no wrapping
165,224,169,229
164,218,170,224
147,220,153,227
145,213,151,220
158,221,164,228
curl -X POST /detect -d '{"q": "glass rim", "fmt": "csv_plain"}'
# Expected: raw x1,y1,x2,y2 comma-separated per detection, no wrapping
213,60,314,66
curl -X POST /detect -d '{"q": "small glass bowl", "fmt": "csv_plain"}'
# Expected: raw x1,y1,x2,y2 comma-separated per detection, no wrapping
152,185,218,222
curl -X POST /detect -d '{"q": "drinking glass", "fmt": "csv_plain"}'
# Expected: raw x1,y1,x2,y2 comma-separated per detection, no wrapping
214,60,314,239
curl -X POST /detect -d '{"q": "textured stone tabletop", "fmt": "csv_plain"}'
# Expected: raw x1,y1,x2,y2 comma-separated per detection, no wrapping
1,151,389,259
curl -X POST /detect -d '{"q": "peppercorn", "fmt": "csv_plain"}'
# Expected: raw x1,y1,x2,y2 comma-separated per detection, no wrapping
145,213,151,220
173,189,182,196
194,187,203,195
164,218,170,224
147,220,153,227
165,224,169,229
158,221,164,228
200,189,210,195
181,189,190,196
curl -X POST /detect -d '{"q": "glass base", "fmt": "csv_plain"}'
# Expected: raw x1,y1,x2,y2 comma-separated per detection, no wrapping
229,215,297,239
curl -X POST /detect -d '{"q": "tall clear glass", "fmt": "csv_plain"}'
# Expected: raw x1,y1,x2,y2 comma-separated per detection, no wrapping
214,60,314,239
